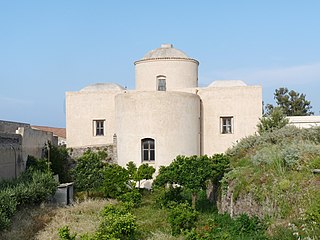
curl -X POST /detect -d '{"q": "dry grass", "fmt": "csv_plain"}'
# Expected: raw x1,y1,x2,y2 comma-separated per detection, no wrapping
0,199,110,240
0,203,57,240
35,198,110,240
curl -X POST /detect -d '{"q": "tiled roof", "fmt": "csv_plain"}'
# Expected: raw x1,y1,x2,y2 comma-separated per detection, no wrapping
32,126,66,139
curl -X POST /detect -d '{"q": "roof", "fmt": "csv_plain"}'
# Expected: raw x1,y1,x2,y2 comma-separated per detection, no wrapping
32,126,66,139
209,80,247,87
80,83,125,92
143,44,189,59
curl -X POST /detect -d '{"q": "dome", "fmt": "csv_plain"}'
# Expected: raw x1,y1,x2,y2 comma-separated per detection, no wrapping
143,44,189,59
80,83,125,92
209,80,247,87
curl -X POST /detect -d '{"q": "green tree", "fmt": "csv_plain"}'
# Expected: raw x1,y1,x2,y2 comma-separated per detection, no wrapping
103,164,129,198
266,87,313,116
257,107,289,134
72,150,105,197
126,161,155,188
153,155,229,209
49,144,71,183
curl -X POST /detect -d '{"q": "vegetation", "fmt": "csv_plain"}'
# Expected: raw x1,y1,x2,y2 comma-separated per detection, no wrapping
223,126,320,239
48,143,72,183
257,107,289,134
0,169,58,230
103,163,129,199
168,202,199,236
126,161,155,188
265,87,313,116
3,126,319,240
153,154,229,209
72,150,105,197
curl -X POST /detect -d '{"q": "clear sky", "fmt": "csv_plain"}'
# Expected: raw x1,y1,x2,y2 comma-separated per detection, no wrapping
0,1,319,127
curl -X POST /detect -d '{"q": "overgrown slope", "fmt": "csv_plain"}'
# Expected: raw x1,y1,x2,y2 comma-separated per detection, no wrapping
219,126,320,238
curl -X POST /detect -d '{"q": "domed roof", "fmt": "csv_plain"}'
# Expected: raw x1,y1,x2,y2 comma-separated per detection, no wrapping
143,44,189,59
209,80,247,87
80,83,125,92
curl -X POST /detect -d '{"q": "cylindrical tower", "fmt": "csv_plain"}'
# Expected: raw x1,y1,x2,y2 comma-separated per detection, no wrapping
115,91,200,170
134,44,199,91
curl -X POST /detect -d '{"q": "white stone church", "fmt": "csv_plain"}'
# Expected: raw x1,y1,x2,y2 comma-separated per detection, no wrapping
66,44,262,169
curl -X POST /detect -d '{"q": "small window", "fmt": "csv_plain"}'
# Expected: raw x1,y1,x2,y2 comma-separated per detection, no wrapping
141,138,155,162
157,76,166,91
221,117,233,134
94,120,105,136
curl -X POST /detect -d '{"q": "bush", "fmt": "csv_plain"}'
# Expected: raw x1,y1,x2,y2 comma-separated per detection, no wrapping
117,190,142,207
58,225,76,240
0,169,58,231
103,164,129,199
154,186,184,209
185,213,267,240
0,190,17,230
168,202,198,236
97,203,137,239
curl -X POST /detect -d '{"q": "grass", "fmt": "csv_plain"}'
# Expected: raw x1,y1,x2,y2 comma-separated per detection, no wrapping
0,203,57,240
0,198,110,240
133,190,184,240
35,198,110,240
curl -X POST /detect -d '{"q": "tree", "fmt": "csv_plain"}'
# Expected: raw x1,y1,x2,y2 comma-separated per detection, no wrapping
153,154,229,209
72,150,105,197
266,87,313,116
48,144,71,183
257,107,289,134
126,161,155,188
103,164,129,198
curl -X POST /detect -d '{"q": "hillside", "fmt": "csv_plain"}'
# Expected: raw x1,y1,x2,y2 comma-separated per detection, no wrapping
219,126,320,238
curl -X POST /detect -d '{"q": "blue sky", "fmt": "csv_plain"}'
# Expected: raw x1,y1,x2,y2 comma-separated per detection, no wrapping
0,1,319,127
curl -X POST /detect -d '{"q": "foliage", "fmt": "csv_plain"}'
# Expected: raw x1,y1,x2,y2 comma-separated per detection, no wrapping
135,163,155,188
26,155,49,172
222,126,320,238
185,213,267,240
0,190,17,230
96,203,137,240
103,164,129,199
13,170,58,205
126,161,155,188
265,87,313,116
73,150,105,196
49,144,71,183
58,226,77,240
154,186,184,209
167,202,199,236
153,154,229,209
257,107,289,134
117,190,142,207
0,169,58,231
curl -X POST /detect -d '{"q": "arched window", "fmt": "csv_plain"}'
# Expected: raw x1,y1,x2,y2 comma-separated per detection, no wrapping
141,138,155,162
157,75,166,91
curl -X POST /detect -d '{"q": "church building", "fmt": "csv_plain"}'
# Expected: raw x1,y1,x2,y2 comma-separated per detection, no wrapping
66,44,262,170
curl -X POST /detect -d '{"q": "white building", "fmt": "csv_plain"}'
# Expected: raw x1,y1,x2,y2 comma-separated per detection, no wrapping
66,44,262,170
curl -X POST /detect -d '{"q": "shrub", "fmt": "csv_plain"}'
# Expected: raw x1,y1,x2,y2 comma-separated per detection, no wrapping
154,186,184,209
0,190,17,230
97,203,137,239
73,150,105,196
117,190,142,207
103,164,129,199
0,169,58,231
58,225,76,240
168,202,198,236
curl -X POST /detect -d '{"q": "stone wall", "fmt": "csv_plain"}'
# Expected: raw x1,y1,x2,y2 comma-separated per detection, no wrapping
218,181,276,219
68,144,115,163
0,133,23,179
